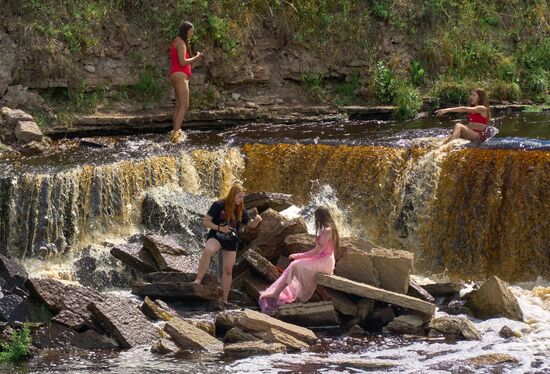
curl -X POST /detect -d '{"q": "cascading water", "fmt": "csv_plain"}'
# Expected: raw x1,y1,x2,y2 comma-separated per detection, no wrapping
0,147,245,258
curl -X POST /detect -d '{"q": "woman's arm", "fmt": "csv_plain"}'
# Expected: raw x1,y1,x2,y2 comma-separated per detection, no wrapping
203,215,231,233
247,215,263,229
176,40,202,66
435,105,487,116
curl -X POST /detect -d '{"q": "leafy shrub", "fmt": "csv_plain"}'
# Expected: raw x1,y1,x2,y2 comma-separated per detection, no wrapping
393,83,423,120
497,57,517,83
410,60,426,86
0,323,32,363
492,81,521,101
335,75,360,106
432,78,470,105
301,71,325,101
373,61,397,103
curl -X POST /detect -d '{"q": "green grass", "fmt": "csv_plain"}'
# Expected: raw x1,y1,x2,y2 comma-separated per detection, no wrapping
0,323,32,363
334,75,360,106
301,71,325,101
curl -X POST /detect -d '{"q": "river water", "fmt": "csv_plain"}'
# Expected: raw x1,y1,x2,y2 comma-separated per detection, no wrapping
1,112,549,373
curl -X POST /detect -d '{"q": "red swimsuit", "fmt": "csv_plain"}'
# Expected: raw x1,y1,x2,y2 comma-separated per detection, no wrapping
468,112,489,138
169,39,192,78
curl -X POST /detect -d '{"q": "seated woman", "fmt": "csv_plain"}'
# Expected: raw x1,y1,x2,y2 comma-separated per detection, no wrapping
259,206,339,314
436,88,491,145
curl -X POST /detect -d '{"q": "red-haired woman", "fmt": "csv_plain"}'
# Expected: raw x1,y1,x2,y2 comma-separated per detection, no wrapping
169,21,203,143
193,183,262,303
436,88,492,145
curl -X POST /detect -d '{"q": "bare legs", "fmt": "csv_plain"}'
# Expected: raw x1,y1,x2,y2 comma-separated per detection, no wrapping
169,72,189,142
442,123,480,146
193,238,236,303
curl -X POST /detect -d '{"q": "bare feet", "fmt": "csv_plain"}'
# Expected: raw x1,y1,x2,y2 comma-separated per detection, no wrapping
192,278,202,285
169,129,186,144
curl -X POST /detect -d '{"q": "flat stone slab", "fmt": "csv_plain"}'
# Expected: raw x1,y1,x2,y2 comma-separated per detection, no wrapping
51,309,87,330
243,277,270,301
274,301,340,327
429,316,481,340
88,295,159,348
217,309,317,344
317,274,435,317
258,328,310,351
223,327,260,343
140,296,175,321
243,248,280,283
325,288,358,316
143,272,218,286
422,282,465,297
110,243,158,273
132,282,222,301
224,341,286,356
150,337,179,354
164,317,223,352
143,234,198,272
408,280,435,303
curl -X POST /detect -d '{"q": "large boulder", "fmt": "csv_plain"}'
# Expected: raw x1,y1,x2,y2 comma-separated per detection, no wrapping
384,314,425,335
241,208,286,243
334,245,379,287
370,247,413,294
248,215,308,261
87,295,159,348
0,254,28,289
465,276,524,321
243,248,280,283
15,121,43,143
244,192,293,213
143,234,197,272
273,301,340,327
0,294,29,323
110,242,158,273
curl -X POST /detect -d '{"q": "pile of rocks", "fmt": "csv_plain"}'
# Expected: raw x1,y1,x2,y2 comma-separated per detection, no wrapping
0,107,50,155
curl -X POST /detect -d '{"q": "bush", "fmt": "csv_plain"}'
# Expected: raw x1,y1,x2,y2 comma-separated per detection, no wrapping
0,323,32,363
372,0,391,19
432,78,470,105
496,57,517,83
410,60,426,86
129,68,166,105
373,61,397,103
335,75,360,106
491,81,521,101
301,71,325,101
393,84,423,120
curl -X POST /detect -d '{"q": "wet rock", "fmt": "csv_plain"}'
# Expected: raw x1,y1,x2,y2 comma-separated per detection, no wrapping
141,189,212,242
408,279,435,303
51,309,87,330
224,341,286,356
370,247,413,294
110,242,158,273
243,192,293,213
183,317,216,336
143,272,218,286
422,282,465,298
384,314,425,335
460,353,519,368
247,212,308,261
0,254,28,289
274,301,340,327
243,248,280,283
88,294,159,348
216,309,317,344
132,281,222,301
242,276,269,301
429,316,481,340
465,276,524,321
324,288,358,316
73,329,119,350
0,294,28,323
164,317,223,352
346,324,365,335
228,289,254,306
143,234,196,273
257,328,309,351
356,299,375,321
439,300,471,316
151,337,179,354
223,327,260,343
73,256,97,288
15,121,42,143
242,208,286,243
33,322,118,350
1,107,33,129
18,139,48,155
26,278,101,326
499,325,521,339
334,245,380,287
140,296,175,321
364,306,395,330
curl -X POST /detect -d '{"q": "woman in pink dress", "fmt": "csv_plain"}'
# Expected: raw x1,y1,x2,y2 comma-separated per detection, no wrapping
259,207,339,314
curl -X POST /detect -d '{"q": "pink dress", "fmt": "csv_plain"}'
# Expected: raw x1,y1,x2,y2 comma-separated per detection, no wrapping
259,228,336,313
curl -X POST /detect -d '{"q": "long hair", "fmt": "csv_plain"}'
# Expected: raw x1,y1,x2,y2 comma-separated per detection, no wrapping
178,22,194,56
223,183,245,224
473,88,491,122
314,206,339,250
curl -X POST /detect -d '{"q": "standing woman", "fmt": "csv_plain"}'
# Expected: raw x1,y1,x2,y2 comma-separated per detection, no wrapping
169,22,203,143
436,88,492,145
259,207,338,314
193,183,262,303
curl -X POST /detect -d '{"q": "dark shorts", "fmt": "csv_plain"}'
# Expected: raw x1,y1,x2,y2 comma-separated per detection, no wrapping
207,230,240,251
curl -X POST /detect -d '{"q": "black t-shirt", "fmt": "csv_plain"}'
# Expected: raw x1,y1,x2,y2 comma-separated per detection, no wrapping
207,200,250,233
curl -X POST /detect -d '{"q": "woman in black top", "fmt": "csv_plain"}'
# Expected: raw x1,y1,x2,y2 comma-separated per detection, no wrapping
193,183,262,303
